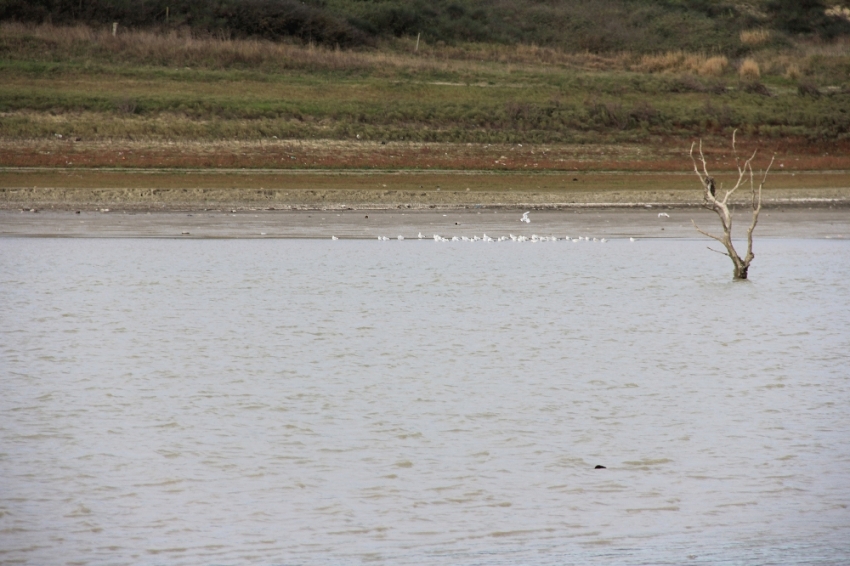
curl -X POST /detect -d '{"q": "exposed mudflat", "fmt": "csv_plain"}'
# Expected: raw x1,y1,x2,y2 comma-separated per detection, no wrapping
3,138,848,212
3,207,847,240
2,170,849,212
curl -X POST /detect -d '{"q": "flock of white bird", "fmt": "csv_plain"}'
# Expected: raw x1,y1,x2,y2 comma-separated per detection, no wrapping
424,233,610,243
331,211,645,242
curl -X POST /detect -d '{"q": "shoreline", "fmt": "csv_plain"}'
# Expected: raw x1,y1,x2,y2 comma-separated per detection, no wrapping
3,138,848,212
4,198,848,213
3,169,849,212
3,208,848,240
4,140,849,212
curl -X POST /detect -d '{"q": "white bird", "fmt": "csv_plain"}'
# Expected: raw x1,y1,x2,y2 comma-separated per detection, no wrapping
397,235,404,240
331,235,338,240
521,211,530,223
418,232,424,239
433,234,441,241
601,238,608,243
630,237,637,242
509,234,517,241
658,212,670,218
452,236,460,241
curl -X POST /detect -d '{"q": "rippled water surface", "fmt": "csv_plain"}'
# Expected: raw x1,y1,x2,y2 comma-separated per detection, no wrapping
2,237,849,565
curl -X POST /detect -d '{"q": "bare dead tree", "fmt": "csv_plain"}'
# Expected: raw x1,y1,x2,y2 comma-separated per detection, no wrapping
690,131,774,280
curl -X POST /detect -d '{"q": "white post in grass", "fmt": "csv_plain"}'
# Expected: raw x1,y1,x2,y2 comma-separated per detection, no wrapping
112,22,118,37
415,32,421,52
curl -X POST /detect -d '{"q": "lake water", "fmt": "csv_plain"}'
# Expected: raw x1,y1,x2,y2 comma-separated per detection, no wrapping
2,236,849,565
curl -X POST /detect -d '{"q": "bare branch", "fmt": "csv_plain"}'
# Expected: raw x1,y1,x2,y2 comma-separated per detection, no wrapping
732,128,741,173
691,219,725,244
744,153,775,263
690,134,772,279
762,154,775,179
689,142,703,182
723,148,757,204
692,140,724,209
707,246,730,257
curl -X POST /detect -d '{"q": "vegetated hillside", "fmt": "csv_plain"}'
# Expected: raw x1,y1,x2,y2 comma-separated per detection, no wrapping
1,2,849,148
2,0,849,53
2,20,849,146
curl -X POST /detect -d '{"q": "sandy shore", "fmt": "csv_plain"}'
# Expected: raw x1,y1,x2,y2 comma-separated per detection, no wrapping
2,207,848,240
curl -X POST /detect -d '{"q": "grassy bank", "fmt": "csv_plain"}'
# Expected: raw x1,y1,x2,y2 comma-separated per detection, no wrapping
1,23,850,146
1,22,849,210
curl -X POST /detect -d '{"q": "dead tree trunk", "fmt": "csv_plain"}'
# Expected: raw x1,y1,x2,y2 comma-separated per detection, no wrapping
690,132,774,280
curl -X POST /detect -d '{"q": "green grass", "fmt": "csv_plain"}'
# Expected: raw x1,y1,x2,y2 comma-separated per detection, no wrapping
1,23,849,144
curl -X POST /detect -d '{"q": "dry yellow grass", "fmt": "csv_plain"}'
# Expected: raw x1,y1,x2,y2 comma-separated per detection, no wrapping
642,41,845,86
699,56,729,76
0,21,638,76
635,51,728,75
825,6,850,21
739,58,761,80
4,21,848,80
785,63,802,80
740,29,771,47
636,51,684,73
0,22,702,76
0,22,449,73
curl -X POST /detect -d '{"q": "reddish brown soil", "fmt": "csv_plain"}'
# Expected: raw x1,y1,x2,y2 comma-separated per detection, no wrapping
2,138,848,172
3,138,848,210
